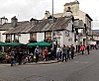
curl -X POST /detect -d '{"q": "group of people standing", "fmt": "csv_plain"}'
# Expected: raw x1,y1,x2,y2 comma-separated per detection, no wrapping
33,44,75,63
56,44,75,62
76,43,99,55
9,43,96,66
33,46,49,62
55,44,95,62
10,44,76,65
10,48,25,66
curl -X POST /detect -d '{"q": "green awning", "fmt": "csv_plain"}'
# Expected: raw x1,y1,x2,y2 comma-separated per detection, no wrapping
4,42,25,46
27,41,51,47
0,42,6,46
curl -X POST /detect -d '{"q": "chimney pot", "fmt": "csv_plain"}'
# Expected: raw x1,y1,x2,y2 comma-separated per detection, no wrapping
11,16,18,27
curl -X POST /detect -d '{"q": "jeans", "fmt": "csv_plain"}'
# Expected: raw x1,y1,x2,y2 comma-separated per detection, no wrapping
62,53,67,62
56,52,60,60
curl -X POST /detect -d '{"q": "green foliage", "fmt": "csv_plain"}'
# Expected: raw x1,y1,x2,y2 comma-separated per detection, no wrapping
0,52,5,59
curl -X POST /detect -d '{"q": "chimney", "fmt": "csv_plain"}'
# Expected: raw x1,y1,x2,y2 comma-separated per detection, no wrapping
63,7,72,17
44,10,51,19
30,18,38,26
11,16,18,27
0,16,8,25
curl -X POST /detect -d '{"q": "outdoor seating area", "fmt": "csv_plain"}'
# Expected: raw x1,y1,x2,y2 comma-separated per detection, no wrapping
0,41,52,64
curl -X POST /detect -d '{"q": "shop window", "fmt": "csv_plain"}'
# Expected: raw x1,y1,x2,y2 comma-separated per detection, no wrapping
45,32,51,39
6,35,12,42
30,33,37,40
44,32,51,42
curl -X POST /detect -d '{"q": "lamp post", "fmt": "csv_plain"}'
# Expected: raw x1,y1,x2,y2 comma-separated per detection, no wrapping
52,0,54,18
52,0,54,49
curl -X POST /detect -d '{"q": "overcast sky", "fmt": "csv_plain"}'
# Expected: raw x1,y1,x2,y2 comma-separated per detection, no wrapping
0,0,99,29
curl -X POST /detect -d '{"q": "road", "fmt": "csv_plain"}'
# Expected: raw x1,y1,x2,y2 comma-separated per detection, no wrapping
0,49,99,81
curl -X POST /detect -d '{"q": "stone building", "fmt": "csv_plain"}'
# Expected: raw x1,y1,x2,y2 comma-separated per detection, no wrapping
44,0,93,45
0,0,93,48
1,11,74,48
0,17,8,42
91,30,99,45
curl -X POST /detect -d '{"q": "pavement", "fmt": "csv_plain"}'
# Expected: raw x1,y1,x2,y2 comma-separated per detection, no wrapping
0,60,60,66
26,60,60,65
0,51,88,66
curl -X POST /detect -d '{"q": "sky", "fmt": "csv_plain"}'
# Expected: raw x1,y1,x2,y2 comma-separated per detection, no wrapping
0,0,99,29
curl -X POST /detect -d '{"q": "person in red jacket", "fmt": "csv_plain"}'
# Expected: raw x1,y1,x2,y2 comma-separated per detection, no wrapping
80,45,85,55
43,47,48,61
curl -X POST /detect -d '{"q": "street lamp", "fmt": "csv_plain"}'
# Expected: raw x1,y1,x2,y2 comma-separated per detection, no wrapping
52,0,55,49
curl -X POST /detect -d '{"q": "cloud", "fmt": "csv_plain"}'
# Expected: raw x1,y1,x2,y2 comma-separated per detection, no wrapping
79,0,99,20
0,0,99,23
0,0,44,21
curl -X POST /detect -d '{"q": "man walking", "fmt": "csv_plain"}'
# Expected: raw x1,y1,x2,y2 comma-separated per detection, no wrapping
70,44,75,59
86,44,90,55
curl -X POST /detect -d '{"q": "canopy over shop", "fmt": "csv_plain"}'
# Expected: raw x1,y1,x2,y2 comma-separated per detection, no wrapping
27,41,52,47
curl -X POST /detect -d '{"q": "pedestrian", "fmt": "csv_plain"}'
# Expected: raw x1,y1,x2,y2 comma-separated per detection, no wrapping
62,45,67,62
34,46,40,63
67,45,70,60
43,47,48,61
18,48,23,65
93,44,97,49
70,44,75,59
50,48,55,60
78,45,80,53
10,49,15,66
86,44,90,55
80,45,85,55
56,45,61,61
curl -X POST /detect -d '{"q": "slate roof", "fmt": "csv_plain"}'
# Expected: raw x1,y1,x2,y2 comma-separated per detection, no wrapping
0,23,13,31
3,21,33,34
3,16,72,35
29,17,71,33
